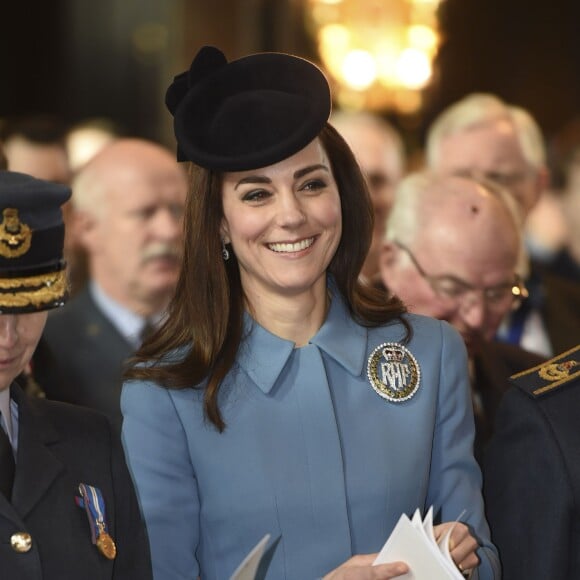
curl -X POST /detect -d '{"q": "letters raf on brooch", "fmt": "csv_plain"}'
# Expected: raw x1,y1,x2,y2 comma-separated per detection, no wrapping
367,342,421,402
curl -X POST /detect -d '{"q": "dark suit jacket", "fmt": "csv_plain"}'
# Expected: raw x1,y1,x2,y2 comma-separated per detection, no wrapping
540,269,580,354
471,341,545,464
483,348,580,579
500,263,580,355
0,384,152,579
33,288,134,432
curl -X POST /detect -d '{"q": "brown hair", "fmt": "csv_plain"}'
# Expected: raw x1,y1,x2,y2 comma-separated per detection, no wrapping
125,124,407,431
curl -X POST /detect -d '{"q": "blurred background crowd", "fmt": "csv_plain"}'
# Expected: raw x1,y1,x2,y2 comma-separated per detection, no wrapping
1,0,579,443
1,2,579,577
2,0,579,158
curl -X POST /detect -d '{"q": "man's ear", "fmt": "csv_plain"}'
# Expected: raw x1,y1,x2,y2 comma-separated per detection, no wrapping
379,241,398,287
74,210,100,252
530,165,550,210
380,241,398,268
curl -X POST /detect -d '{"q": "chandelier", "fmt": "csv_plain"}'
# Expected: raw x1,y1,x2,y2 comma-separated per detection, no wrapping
305,0,442,114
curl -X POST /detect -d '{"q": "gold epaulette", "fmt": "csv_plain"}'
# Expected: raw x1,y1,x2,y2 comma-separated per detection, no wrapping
510,345,580,397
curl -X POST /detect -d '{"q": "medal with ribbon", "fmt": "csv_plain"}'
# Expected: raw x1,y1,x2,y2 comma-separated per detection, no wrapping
367,342,421,402
75,483,117,560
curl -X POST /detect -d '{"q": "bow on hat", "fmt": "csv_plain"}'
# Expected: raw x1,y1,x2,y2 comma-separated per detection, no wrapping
165,46,227,118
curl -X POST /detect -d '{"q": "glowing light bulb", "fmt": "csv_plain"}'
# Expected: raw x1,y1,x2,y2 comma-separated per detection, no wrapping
341,50,377,90
396,48,432,89
408,25,438,53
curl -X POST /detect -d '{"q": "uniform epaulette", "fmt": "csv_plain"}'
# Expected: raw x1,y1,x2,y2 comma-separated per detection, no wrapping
509,345,580,397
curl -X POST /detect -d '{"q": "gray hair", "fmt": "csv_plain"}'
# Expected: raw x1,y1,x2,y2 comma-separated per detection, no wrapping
70,157,110,217
330,109,406,176
426,93,546,172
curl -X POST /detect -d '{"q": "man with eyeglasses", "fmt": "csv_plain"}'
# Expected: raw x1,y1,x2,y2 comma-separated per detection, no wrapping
379,171,545,463
424,92,580,359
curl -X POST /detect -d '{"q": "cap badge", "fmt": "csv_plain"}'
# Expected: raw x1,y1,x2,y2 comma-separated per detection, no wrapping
0,208,32,259
538,359,578,382
367,342,421,402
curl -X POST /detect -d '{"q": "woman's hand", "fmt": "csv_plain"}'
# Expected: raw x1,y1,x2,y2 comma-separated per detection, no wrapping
434,522,480,576
323,554,409,579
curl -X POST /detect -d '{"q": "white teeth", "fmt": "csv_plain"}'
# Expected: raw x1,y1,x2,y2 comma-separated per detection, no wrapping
268,237,314,253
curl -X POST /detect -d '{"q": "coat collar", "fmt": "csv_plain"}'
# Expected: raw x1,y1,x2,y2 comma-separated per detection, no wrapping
237,286,368,395
8,383,65,518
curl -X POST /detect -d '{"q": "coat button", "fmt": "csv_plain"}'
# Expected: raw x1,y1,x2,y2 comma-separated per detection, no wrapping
11,532,32,552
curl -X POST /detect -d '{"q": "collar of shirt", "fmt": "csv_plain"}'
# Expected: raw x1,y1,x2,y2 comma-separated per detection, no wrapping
90,281,153,349
0,388,12,438
0,387,19,451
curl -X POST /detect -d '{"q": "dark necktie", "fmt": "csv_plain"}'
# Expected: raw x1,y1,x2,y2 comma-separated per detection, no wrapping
140,319,156,346
0,411,15,500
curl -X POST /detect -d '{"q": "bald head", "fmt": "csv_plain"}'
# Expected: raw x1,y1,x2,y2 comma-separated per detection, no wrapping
73,138,188,315
1,116,71,184
381,172,524,355
4,136,70,185
331,111,405,180
392,174,521,250
73,138,184,214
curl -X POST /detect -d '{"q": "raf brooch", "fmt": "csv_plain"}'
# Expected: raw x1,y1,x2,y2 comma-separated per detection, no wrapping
367,342,421,402
76,483,117,560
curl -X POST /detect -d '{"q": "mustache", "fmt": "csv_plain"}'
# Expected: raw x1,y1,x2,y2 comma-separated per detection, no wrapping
141,242,182,263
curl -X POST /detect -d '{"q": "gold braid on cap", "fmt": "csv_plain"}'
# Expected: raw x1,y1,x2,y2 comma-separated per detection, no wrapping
0,269,68,309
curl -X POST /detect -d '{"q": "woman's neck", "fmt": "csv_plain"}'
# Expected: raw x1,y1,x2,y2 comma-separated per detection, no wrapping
244,278,330,347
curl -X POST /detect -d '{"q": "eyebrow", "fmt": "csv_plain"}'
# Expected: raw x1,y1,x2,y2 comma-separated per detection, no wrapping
234,164,330,189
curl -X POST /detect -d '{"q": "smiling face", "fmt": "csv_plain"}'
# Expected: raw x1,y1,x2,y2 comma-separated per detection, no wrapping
0,312,47,391
220,138,342,306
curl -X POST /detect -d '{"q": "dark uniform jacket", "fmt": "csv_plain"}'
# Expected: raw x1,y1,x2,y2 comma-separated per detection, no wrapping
0,383,152,579
483,345,580,580
33,288,134,433
471,341,545,464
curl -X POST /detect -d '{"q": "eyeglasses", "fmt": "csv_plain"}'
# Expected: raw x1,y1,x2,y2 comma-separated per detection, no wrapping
453,168,533,189
393,240,528,311
365,171,392,190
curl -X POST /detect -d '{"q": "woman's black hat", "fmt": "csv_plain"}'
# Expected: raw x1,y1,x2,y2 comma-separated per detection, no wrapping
166,46,331,172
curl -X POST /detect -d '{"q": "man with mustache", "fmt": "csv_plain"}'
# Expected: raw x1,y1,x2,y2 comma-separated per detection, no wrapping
34,138,187,431
379,171,545,463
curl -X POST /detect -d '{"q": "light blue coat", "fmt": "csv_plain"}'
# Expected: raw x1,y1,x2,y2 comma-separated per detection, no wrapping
122,292,500,579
